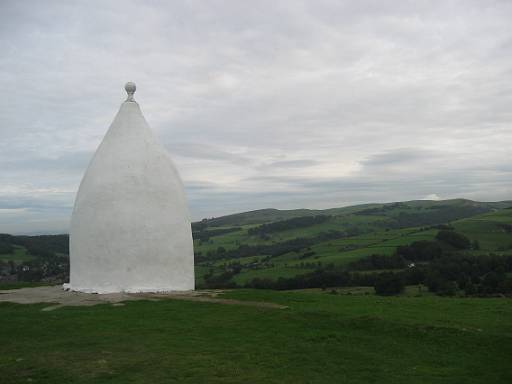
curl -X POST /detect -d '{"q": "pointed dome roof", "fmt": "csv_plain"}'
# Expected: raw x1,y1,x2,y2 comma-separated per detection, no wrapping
67,83,195,294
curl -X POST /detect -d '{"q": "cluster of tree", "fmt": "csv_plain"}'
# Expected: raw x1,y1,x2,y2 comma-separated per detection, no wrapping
235,227,511,296
293,261,323,269
192,227,241,241
396,240,443,261
202,262,242,289
242,268,392,290
191,219,209,232
348,230,507,295
195,230,348,263
191,209,285,228
348,253,407,270
436,230,471,249
0,260,16,277
374,272,405,295
0,240,14,255
422,253,512,295
388,206,490,229
0,233,70,283
354,202,410,216
0,253,69,283
345,239,448,271
244,268,351,290
0,234,69,256
247,215,331,236
241,252,512,296
429,224,454,230
16,253,69,282
355,204,490,230
299,251,316,259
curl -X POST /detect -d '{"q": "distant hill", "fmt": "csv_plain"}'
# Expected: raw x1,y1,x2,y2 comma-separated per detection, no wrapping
194,199,512,227
191,199,512,288
1,198,512,288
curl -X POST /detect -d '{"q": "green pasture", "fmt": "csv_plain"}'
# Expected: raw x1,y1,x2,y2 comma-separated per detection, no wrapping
454,211,512,251
1,289,510,383
194,207,512,285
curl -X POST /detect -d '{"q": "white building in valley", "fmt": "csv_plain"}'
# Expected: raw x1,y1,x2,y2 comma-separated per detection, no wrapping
65,83,194,293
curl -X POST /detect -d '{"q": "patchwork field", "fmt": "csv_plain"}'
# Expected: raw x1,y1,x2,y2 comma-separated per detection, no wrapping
193,200,512,285
1,199,511,289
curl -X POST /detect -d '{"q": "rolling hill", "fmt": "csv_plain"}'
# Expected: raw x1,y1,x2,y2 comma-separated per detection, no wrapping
192,199,512,287
1,198,512,290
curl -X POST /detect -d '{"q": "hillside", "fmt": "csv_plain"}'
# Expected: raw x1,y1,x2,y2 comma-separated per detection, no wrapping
1,198,512,293
192,199,512,289
194,199,510,228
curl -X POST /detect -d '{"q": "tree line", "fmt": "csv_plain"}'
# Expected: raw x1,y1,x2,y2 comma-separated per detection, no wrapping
0,234,69,284
247,215,331,236
194,229,363,263
202,229,512,297
240,252,512,296
192,227,242,241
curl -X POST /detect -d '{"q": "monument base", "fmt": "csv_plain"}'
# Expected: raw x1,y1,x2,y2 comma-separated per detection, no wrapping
62,283,194,294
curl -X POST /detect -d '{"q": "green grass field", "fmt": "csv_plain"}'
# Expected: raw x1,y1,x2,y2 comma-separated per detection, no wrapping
0,289,510,383
195,205,512,285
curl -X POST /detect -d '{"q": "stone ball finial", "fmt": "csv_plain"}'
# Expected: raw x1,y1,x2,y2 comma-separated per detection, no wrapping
125,82,136,102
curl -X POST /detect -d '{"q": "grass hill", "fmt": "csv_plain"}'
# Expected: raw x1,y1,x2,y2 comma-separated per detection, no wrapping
1,198,511,293
192,199,512,287
195,208,323,227
196,199,511,228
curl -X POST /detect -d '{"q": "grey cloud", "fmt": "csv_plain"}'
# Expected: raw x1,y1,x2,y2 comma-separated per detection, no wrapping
1,0,511,232
1,151,92,173
263,159,320,168
167,142,253,165
361,148,433,167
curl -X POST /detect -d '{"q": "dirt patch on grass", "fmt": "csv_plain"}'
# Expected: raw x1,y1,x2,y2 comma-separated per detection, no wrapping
0,286,287,310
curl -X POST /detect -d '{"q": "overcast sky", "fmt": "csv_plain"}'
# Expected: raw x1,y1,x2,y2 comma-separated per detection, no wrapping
1,0,511,234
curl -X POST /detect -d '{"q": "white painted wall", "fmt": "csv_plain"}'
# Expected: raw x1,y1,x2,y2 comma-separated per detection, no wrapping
66,84,194,293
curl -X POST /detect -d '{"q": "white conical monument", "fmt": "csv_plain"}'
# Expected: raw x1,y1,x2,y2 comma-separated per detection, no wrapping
65,82,194,293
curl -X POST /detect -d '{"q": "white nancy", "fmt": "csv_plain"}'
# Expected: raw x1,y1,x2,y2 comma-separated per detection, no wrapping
66,82,194,293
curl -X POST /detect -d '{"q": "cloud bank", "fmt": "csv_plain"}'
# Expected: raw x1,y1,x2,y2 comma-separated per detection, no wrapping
0,0,511,233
